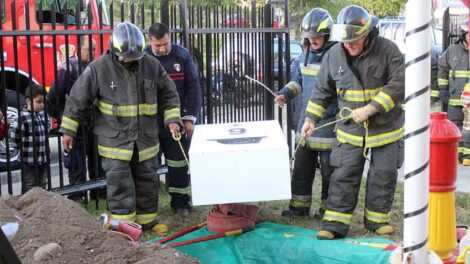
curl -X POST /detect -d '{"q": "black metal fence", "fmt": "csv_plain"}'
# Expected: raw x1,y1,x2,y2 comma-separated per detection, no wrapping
442,7,468,51
0,0,291,196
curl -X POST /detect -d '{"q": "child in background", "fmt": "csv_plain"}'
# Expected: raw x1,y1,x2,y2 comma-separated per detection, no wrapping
10,84,48,194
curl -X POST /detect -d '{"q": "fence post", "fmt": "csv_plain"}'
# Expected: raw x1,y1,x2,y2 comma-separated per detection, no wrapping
263,1,274,120
180,0,190,49
161,0,169,26
443,7,450,51
206,34,213,124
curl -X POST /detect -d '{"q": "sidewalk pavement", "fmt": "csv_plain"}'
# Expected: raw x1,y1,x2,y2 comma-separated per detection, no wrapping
455,165,470,193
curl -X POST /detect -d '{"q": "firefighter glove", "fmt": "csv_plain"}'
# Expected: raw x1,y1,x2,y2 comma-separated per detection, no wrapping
351,104,378,123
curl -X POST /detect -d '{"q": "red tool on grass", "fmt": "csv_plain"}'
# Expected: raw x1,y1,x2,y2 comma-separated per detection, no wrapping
151,203,259,248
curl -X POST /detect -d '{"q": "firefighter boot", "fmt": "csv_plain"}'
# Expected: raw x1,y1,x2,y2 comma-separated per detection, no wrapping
317,229,344,240
281,209,309,218
374,225,394,235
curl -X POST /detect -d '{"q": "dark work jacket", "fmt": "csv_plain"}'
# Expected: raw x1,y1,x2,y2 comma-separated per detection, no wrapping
306,30,405,148
60,53,182,161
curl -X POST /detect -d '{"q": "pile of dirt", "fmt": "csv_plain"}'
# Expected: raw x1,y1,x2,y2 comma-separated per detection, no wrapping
0,188,197,264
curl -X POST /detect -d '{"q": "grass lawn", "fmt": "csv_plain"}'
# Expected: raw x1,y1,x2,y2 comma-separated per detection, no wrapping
85,178,470,243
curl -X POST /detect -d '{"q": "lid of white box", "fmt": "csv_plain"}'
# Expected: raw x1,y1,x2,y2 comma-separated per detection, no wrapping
190,120,286,154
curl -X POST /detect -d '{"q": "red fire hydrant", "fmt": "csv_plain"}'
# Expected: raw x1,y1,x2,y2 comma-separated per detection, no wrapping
429,112,462,264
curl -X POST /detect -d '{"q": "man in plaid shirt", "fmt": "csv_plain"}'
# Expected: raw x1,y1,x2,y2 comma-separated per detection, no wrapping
10,84,49,194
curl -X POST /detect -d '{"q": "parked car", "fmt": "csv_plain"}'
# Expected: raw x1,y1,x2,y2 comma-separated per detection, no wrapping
377,18,443,55
222,14,249,27
211,38,302,107
273,40,303,80
377,18,441,92
0,91,25,172
1,0,111,171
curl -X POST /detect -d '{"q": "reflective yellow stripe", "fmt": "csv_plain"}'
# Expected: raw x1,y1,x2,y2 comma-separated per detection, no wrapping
372,91,395,112
459,146,465,154
290,199,311,208
164,107,181,123
336,127,404,148
139,145,159,162
323,210,352,225
355,16,371,36
450,70,470,78
364,208,390,223
317,18,330,32
337,87,382,102
437,78,449,86
300,66,319,76
166,159,188,168
449,99,463,106
98,145,133,161
463,147,470,155
136,213,157,225
286,81,301,96
430,90,439,98
296,134,334,150
139,104,158,115
306,101,326,118
464,83,470,92
111,212,136,222
169,186,191,195
98,100,157,117
61,116,79,133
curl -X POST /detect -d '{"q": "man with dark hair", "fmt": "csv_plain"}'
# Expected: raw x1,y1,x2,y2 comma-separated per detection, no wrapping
48,36,99,202
145,22,201,217
10,84,49,194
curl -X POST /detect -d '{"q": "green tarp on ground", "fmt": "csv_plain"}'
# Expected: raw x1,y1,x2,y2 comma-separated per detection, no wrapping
151,222,393,264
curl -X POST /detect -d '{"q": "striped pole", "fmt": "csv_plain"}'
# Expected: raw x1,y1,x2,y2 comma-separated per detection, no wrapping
403,0,431,261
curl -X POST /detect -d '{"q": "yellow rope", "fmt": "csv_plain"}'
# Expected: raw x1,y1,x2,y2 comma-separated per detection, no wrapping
292,107,369,161
172,132,190,166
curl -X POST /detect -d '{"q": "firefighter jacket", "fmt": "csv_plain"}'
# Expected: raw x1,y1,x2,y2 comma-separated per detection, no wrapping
305,31,405,148
279,41,338,150
144,44,201,124
438,42,470,107
60,53,182,162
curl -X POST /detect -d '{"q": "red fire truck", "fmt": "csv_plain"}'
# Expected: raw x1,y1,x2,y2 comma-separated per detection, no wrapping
0,0,111,170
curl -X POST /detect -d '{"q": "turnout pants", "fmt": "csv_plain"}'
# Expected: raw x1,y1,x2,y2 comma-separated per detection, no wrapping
321,140,400,237
160,132,191,210
289,146,333,215
448,106,465,162
102,145,159,224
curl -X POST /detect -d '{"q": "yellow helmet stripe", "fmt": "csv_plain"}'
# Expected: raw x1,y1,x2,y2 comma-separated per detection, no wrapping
317,18,330,32
355,16,372,36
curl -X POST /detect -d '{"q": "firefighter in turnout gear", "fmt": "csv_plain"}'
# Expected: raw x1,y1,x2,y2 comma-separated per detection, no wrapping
60,22,182,225
275,8,337,219
438,20,470,165
302,5,405,239
145,23,202,217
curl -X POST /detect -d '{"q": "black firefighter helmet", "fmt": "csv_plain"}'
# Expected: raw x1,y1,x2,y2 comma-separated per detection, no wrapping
330,5,378,43
300,8,334,38
110,22,145,61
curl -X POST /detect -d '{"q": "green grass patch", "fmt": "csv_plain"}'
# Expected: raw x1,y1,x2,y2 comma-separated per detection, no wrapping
85,179,470,243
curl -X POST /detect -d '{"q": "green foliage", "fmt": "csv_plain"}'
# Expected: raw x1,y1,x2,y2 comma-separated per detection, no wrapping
351,0,405,17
